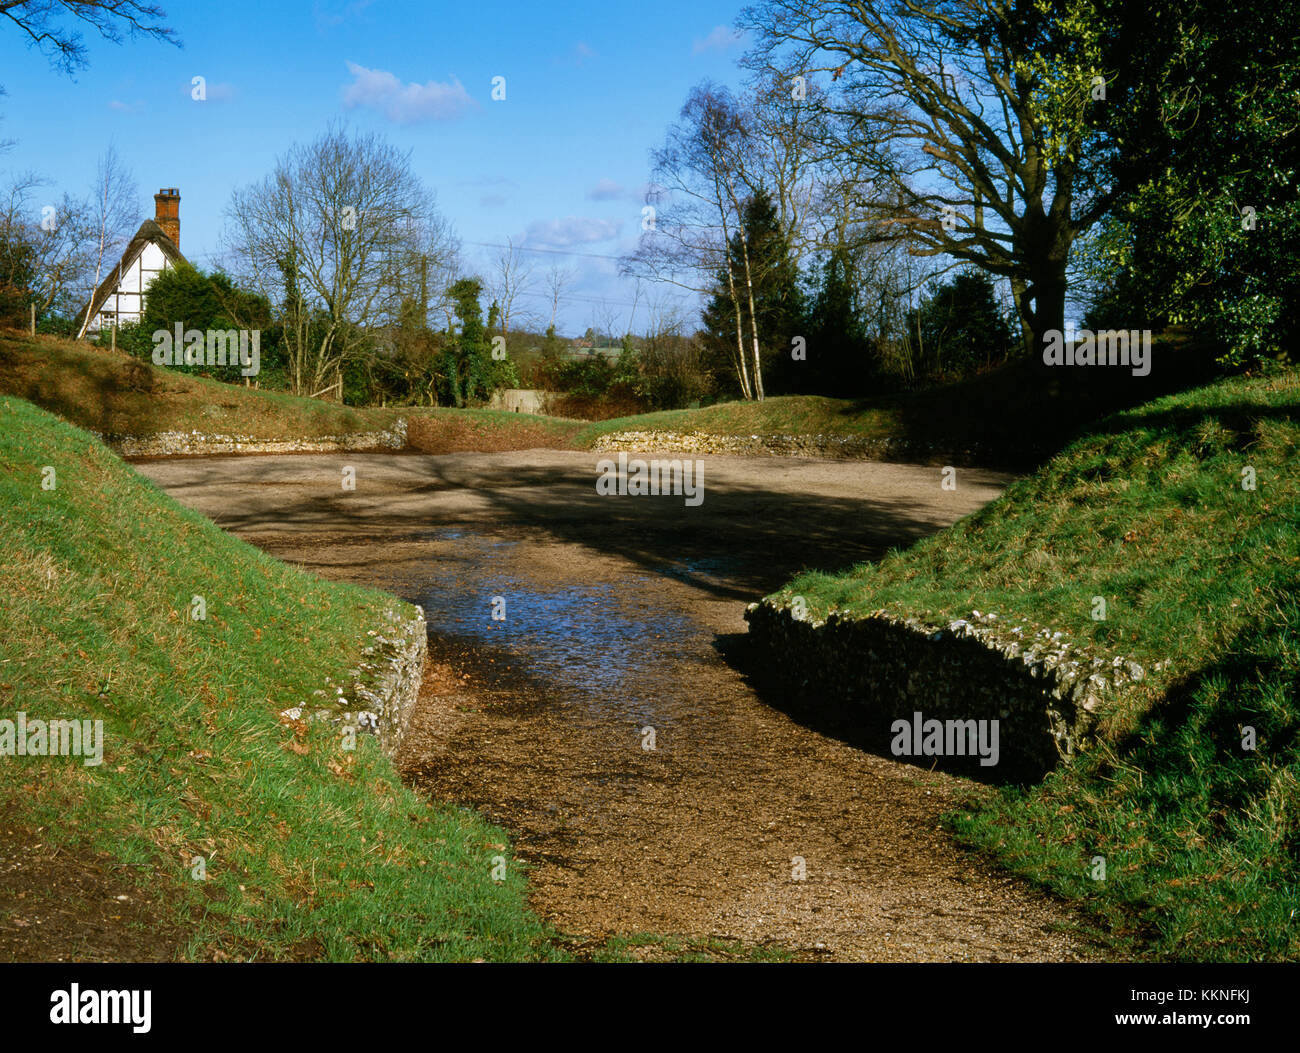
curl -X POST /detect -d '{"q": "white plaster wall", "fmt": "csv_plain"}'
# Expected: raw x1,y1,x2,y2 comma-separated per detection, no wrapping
87,242,174,333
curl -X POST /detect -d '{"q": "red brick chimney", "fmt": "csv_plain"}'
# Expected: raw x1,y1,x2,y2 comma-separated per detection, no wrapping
154,188,180,248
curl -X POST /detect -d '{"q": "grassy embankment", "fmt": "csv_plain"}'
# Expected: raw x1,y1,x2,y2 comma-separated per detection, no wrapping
4,328,1221,467
0,330,581,453
6,327,1285,960
0,384,791,962
0,394,564,961
767,367,1300,961
578,332,1222,467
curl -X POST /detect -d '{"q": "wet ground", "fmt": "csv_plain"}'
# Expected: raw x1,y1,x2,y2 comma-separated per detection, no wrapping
137,449,1096,961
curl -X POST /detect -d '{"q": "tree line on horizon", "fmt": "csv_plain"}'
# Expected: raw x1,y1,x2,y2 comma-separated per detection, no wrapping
2,0,1297,413
628,0,1300,402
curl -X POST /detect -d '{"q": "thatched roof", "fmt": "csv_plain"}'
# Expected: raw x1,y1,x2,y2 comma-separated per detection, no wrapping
80,219,188,328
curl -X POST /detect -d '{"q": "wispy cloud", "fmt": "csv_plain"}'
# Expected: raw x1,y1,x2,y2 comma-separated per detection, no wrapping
521,216,622,249
585,178,626,202
342,62,476,123
692,25,744,55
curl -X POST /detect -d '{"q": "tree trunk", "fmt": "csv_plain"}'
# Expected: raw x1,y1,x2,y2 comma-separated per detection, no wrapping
1032,269,1067,351
738,235,764,402
723,260,753,400
1010,276,1035,357
1021,250,1070,401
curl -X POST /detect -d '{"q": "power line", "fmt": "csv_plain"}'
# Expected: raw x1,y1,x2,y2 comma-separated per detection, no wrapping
466,240,631,262
509,288,646,312
466,242,704,312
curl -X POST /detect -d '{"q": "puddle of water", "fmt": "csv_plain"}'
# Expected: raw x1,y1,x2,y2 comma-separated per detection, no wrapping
416,533,696,726
655,555,739,590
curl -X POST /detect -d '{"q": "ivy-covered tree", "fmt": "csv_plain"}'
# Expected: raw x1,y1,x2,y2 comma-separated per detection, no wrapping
438,277,516,406
1082,0,1300,364
537,323,566,389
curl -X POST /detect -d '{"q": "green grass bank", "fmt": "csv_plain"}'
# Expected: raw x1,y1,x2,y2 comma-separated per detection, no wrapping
761,367,1300,960
0,394,562,961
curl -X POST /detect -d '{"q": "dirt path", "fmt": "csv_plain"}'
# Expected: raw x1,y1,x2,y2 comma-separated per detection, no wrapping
137,449,1094,961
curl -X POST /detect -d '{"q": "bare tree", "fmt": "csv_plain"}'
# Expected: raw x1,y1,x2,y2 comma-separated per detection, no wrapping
624,279,642,341
625,82,766,399
591,298,621,345
0,174,93,319
0,0,179,76
740,69,827,268
76,144,138,337
544,262,574,330
223,125,456,397
404,211,461,328
0,86,14,154
486,236,536,338
0,171,36,324
742,0,1116,354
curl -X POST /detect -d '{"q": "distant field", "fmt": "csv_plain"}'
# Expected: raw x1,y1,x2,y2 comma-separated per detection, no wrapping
572,394,905,443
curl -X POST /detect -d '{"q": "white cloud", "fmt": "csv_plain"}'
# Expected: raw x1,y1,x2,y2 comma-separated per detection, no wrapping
342,62,476,123
586,178,625,202
692,25,743,54
521,217,622,249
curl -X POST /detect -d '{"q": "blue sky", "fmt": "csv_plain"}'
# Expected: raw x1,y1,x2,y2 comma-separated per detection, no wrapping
0,0,752,334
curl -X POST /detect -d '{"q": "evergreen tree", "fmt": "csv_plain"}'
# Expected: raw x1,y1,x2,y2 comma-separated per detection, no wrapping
803,245,875,396
120,263,278,385
700,188,804,398
909,271,1014,380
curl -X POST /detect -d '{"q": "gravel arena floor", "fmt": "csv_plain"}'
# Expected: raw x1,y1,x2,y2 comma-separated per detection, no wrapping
136,449,1099,962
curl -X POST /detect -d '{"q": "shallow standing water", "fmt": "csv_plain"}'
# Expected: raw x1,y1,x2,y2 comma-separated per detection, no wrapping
414,529,697,725
137,448,1094,961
